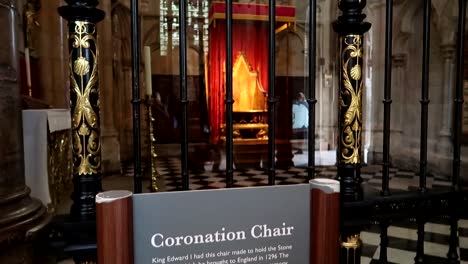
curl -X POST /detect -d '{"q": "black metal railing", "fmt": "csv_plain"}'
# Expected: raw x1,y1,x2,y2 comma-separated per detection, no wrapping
53,0,468,263
267,0,277,186
454,0,467,192
308,0,318,181
380,1,393,260
415,1,432,262
128,0,468,263
179,0,190,191
226,0,234,188
382,0,393,197
131,0,142,194
419,0,431,194
448,0,467,261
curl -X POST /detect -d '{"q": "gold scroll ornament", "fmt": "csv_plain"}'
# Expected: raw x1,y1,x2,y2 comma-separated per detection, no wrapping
340,234,362,249
69,21,101,175
147,96,158,192
340,35,363,165
340,234,362,264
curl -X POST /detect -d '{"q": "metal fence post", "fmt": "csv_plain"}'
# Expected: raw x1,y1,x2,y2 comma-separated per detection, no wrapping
58,0,105,222
333,0,371,263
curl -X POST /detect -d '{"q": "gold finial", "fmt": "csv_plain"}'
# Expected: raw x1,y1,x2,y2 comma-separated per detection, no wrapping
340,234,362,249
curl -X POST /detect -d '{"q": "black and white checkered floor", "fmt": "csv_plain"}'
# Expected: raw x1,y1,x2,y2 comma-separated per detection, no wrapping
123,158,468,263
152,157,455,192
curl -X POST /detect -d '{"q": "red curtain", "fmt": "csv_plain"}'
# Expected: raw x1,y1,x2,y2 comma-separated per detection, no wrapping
208,21,269,143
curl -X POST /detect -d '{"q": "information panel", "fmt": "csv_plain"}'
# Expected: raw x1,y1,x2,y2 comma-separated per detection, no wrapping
133,185,310,264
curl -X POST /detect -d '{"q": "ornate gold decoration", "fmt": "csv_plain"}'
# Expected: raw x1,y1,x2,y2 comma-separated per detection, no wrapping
339,35,363,164
147,96,159,192
73,57,90,76
233,129,242,139
69,21,101,176
350,64,361,81
340,234,362,264
219,123,269,141
340,234,362,249
72,21,94,49
256,128,268,140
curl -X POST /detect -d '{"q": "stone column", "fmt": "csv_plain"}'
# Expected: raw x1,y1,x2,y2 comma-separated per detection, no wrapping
110,2,132,163
438,44,456,153
99,0,121,174
0,0,46,263
390,53,407,149
37,0,68,107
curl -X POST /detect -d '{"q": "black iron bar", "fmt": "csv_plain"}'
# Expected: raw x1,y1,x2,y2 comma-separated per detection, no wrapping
268,0,277,185
453,0,466,190
382,0,393,196
415,219,426,263
447,1,466,261
307,0,317,181
448,206,460,261
225,0,234,188
379,220,389,264
415,3,431,262
179,0,189,191
419,0,431,193
131,0,142,193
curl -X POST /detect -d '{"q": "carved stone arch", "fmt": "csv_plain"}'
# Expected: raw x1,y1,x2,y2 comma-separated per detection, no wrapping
277,28,305,47
392,0,449,150
188,44,203,55
393,0,456,52
433,0,458,45
112,1,132,67
276,30,306,76
111,1,135,161
393,0,422,53
396,1,422,36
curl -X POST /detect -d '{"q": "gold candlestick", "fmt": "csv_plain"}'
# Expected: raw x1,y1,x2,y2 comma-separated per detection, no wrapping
145,95,158,192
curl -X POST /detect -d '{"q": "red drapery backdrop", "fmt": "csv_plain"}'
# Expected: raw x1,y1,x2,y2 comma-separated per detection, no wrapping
208,21,268,143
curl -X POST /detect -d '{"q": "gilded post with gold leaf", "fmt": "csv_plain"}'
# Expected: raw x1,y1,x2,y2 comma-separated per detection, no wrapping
145,95,158,192
338,33,365,201
59,0,105,222
333,0,371,263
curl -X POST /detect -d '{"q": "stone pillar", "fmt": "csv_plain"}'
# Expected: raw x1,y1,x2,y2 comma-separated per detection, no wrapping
438,44,456,153
391,53,407,149
0,0,46,263
99,0,121,174
110,2,131,163
37,0,68,107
